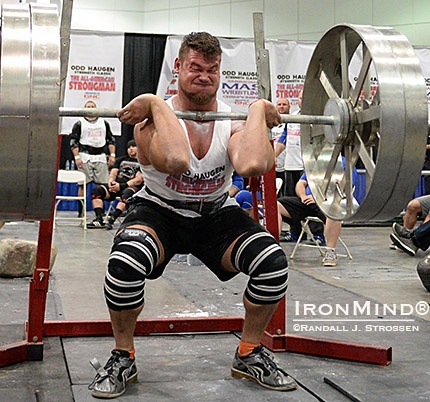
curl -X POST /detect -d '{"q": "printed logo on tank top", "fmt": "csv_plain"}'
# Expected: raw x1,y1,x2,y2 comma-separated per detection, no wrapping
87,127,103,137
165,165,226,195
80,118,107,148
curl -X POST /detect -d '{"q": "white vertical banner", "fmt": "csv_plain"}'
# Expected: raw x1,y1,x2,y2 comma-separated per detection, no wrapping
156,36,182,102
156,37,315,113
61,31,124,135
414,48,430,122
268,41,316,113
217,38,258,112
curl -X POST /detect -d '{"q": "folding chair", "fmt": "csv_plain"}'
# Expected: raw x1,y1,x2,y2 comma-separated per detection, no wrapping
290,216,352,260
53,170,87,229
105,196,121,217
105,196,124,224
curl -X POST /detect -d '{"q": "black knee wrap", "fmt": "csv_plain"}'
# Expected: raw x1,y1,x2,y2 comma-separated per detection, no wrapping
231,231,288,305
120,187,135,203
91,185,106,200
105,228,159,311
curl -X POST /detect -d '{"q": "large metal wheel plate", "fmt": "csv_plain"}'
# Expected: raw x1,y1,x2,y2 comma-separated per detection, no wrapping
0,3,60,221
302,24,428,221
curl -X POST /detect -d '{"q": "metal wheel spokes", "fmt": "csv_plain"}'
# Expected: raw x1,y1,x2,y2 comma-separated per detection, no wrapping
0,3,60,220
302,24,428,221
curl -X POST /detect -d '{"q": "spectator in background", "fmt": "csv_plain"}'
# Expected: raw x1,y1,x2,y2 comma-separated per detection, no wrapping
229,171,244,198
423,126,430,194
70,100,116,217
391,220,430,257
397,195,430,230
277,172,344,267
87,140,143,230
275,90,304,198
272,98,290,197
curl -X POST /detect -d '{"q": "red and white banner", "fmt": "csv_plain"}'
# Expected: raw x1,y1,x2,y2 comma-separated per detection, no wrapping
157,35,430,118
61,31,124,135
267,41,315,113
156,36,315,113
414,47,430,120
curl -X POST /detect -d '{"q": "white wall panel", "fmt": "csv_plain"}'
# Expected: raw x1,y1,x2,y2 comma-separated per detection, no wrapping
414,0,430,24
142,0,169,12
113,11,144,33
373,0,414,26
199,4,231,36
264,0,297,38
169,7,199,35
68,0,430,46
115,0,146,13
298,0,334,34
71,8,115,31
170,0,199,8
230,0,263,38
334,0,373,25
142,10,170,34
73,0,116,10
398,23,430,47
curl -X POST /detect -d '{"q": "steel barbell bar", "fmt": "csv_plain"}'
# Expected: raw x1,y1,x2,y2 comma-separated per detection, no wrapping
59,107,336,126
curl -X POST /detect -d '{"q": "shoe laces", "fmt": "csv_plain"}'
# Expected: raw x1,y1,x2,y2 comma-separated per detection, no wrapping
257,347,279,371
258,347,291,382
104,352,121,373
324,249,336,260
88,350,130,390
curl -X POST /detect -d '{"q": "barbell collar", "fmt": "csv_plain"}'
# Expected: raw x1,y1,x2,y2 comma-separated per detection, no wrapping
59,107,336,126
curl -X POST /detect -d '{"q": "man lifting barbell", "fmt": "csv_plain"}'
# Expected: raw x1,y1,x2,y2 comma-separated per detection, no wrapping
88,32,297,399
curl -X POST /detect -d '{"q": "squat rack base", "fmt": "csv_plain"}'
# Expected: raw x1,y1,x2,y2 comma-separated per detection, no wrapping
0,317,392,367
0,139,392,368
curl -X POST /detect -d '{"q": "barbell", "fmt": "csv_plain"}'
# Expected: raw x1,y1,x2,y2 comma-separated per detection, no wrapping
0,3,427,222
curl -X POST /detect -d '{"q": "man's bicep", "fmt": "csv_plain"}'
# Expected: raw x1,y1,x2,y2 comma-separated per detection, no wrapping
134,121,153,165
227,131,242,168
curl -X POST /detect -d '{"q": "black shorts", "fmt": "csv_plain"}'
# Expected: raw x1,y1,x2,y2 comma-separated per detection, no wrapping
118,198,273,281
278,196,326,225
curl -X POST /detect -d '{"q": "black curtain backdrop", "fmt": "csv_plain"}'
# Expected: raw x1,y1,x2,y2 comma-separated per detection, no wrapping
118,33,167,157
60,33,167,167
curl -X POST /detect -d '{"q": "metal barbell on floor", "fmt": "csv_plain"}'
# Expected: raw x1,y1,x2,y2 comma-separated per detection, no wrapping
0,3,427,222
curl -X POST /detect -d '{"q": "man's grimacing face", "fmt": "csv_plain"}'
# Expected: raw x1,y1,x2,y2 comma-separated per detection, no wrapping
175,48,221,105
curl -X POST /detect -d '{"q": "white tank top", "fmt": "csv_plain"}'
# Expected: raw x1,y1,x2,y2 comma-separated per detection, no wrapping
78,117,107,148
272,123,286,172
284,109,304,171
136,98,237,216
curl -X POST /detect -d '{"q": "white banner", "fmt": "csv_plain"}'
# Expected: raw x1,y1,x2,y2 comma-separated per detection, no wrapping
267,41,315,113
157,36,259,113
156,36,316,113
414,48,430,121
157,36,430,118
61,31,124,135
